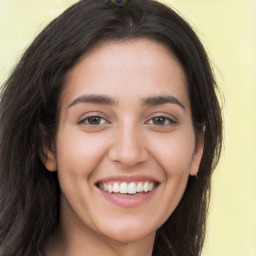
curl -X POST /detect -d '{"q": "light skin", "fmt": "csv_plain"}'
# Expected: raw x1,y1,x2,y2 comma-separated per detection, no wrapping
43,39,204,256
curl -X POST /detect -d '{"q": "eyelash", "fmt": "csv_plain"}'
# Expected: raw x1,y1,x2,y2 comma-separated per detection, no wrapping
79,116,109,126
79,115,176,126
145,116,176,126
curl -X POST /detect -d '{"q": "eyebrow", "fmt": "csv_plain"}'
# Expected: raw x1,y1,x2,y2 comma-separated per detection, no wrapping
141,95,186,111
68,94,117,108
68,94,185,111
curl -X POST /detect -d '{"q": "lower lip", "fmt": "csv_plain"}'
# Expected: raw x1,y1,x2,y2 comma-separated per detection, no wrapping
97,186,158,208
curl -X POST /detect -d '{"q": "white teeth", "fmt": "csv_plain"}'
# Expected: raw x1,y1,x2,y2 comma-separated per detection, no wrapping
120,182,128,194
127,182,137,194
103,183,108,192
136,182,144,193
149,182,154,191
113,182,119,193
143,182,149,192
99,181,156,194
108,184,113,193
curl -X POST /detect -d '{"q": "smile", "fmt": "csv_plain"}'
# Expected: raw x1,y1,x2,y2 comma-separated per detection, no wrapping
97,181,157,195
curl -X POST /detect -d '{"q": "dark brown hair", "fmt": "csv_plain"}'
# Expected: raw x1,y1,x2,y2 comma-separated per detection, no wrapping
0,0,222,255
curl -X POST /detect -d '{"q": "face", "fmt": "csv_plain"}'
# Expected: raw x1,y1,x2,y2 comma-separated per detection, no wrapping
44,39,204,244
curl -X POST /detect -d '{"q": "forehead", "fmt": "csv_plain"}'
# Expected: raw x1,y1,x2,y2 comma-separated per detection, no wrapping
62,38,189,109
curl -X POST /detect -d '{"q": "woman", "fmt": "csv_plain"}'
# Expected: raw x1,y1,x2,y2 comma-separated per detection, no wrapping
0,0,223,255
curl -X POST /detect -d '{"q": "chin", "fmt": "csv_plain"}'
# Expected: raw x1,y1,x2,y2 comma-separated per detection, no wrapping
97,218,158,244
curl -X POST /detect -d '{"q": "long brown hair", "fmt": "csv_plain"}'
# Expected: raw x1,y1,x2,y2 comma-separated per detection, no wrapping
0,0,222,255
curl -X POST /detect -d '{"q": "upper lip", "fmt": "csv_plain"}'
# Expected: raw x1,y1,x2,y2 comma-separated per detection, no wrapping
95,175,160,184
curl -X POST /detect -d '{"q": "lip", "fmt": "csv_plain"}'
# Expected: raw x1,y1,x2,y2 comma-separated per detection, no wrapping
95,176,159,208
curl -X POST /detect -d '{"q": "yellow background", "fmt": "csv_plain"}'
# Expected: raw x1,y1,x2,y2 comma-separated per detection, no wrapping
0,0,255,255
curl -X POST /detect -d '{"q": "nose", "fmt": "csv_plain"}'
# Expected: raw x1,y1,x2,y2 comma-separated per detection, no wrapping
108,125,149,167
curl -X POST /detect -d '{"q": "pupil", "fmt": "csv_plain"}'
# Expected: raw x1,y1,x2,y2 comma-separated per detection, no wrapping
154,117,165,125
89,116,100,124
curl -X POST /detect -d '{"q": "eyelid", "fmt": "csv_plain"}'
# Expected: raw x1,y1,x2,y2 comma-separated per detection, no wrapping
145,112,177,125
77,112,177,127
78,114,110,126
146,116,176,125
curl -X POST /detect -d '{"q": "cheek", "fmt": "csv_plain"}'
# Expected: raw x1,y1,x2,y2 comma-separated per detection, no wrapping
148,130,195,176
146,131,195,219
55,128,111,178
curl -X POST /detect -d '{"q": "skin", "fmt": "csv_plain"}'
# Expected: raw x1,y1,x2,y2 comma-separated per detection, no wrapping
44,39,204,256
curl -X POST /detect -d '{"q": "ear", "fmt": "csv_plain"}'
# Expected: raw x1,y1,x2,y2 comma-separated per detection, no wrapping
41,146,57,172
190,131,205,176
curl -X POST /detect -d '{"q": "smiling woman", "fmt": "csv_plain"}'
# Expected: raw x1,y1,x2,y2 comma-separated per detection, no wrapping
0,1,222,256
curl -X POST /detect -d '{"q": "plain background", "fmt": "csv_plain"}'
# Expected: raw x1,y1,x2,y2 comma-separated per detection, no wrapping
0,0,255,255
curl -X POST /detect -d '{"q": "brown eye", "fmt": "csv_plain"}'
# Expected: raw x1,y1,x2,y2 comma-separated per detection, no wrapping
83,116,108,125
152,117,166,125
147,116,175,126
